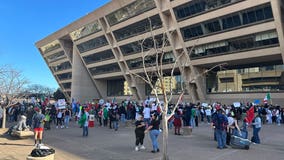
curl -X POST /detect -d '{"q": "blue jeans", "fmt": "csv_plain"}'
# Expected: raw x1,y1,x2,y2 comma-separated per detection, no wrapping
144,118,151,127
83,126,88,136
120,114,126,124
149,129,160,151
215,129,226,148
190,117,195,128
252,127,261,144
64,116,70,127
113,121,118,130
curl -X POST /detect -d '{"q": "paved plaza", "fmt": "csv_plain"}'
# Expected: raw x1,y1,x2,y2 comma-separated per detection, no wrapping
0,121,283,160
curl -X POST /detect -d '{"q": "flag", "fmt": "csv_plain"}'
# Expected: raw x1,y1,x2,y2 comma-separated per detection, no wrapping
246,106,255,124
263,93,271,104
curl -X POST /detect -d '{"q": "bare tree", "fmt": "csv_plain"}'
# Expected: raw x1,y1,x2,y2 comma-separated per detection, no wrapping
0,65,29,128
128,21,226,160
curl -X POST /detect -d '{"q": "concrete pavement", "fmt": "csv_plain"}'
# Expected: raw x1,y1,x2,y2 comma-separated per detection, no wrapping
0,121,283,160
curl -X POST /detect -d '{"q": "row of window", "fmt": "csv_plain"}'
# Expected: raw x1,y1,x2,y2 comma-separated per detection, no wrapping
174,0,240,21
61,82,71,90
83,49,114,64
190,30,279,59
41,40,61,54
46,51,66,63
181,4,273,41
57,72,72,81
126,52,175,69
120,34,168,56
70,20,102,41
77,36,108,53
106,0,156,26
89,63,120,76
52,61,72,72
113,15,162,41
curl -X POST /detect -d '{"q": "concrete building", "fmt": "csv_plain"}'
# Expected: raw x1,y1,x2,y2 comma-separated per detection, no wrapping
36,0,284,105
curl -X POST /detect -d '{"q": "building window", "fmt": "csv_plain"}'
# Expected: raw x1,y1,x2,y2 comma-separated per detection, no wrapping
62,82,71,89
222,14,241,30
204,20,221,33
77,36,108,53
242,5,273,25
190,30,279,59
107,79,124,96
120,34,168,56
181,3,274,41
46,51,66,63
57,72,72,81
127,52,175,69
41,40,61,54
70,20,102,41
174,0,241,21
113,15,162,41
89,63,120,75
181,25,203,40
52,61,72,72
106,0,156,26
83,50,114,64
206,64,284,93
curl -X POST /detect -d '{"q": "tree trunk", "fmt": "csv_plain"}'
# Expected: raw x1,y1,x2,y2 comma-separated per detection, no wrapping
162,112,169,160
2,107,6,128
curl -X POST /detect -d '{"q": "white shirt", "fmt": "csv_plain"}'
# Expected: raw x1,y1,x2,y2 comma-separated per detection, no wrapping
151,103,157,111
143,107,151,119
205,109,211,116
228,117,234,126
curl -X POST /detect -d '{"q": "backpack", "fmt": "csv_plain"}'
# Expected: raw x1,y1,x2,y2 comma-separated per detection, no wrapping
214,114,227,130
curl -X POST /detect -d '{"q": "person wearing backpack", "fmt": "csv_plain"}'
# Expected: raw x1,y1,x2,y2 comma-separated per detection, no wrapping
212,108,228,149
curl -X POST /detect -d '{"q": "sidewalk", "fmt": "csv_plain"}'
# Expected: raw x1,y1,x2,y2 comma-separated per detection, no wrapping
0,121,283,160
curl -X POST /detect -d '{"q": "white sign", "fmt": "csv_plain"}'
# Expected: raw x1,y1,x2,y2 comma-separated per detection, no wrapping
233,102,241,107
57,99,66,106
202,103,208,107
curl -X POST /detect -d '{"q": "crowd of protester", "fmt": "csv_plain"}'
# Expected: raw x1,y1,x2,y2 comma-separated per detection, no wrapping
1,98,283,152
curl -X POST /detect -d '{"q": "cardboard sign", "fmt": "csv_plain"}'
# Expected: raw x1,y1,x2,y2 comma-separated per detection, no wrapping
233,102,241,107
57,99,66,106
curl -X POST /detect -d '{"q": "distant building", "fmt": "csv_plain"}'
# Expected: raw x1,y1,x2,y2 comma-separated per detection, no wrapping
36,0,284,105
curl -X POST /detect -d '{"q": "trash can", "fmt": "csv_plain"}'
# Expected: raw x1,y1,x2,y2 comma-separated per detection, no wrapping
88,114,95,127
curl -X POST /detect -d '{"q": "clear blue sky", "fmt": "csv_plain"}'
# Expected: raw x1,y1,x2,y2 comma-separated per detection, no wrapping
0,0,110,89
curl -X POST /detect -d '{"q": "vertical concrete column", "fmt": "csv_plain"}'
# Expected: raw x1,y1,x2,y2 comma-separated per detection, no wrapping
271,0,284,62
71,46,101,103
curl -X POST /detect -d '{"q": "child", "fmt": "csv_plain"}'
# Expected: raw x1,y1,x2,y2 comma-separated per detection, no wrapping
135,115,146,151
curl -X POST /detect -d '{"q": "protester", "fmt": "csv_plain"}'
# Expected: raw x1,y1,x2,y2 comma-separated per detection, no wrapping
79,108,89,137
16,114,28,131
145,113,160,153
0,105,3,127
173,109,182,135
64,108,71,128
134,115,146,151
56,109,64,129
212,108,228,149
32,108,45,147
251,112,262,144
